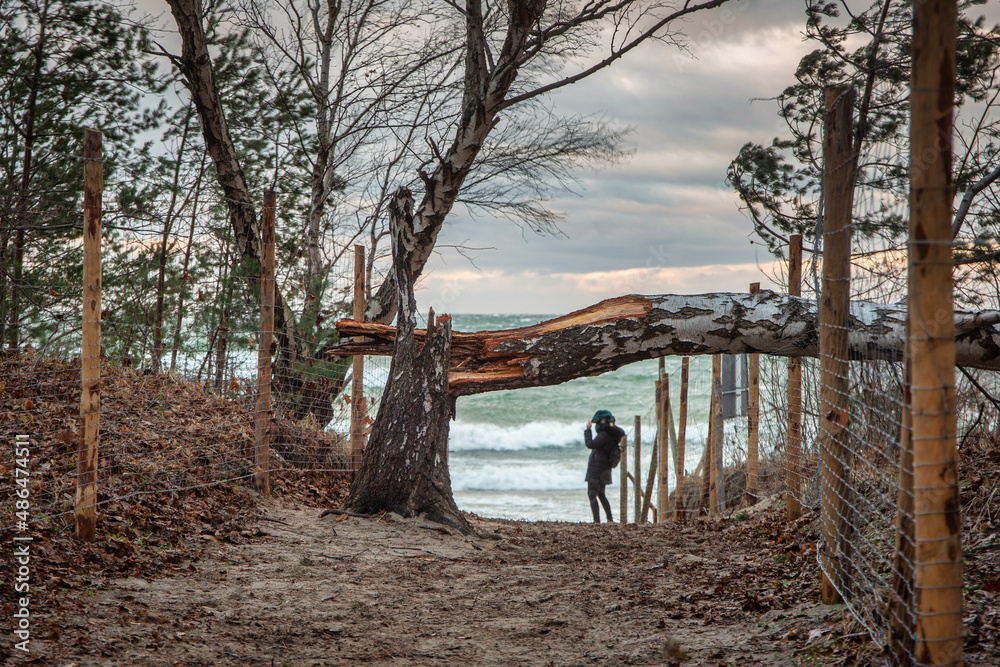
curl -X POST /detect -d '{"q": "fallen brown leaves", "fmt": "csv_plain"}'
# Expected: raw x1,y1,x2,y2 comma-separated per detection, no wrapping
0,350,352,639
959,428,1000,660
0,348,997,665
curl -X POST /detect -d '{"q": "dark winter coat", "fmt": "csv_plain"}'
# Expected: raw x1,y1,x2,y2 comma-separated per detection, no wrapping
585,424,625,485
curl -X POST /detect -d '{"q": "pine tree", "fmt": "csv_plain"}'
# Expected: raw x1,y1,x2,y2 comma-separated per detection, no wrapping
0,0,164,348
727,0,1000,275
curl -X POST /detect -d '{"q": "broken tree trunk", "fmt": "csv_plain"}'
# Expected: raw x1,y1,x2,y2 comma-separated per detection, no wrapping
330,292,1000,396
343,188,469,533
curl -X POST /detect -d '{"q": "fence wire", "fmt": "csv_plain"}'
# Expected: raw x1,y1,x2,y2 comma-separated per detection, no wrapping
631,131,993,665
0,145,388,532
1,126,994,665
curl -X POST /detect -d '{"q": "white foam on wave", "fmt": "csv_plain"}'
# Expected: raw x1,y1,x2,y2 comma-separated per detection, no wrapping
453,490,594,522
450,460,592,492
448,420,582,452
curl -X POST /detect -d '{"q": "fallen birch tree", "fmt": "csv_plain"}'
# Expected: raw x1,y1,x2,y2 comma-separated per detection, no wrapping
330,292,1000,396
337,232,1000,529
338,270,1000,529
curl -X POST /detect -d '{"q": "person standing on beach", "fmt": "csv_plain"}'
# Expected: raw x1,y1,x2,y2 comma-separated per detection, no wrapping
584,409,625,524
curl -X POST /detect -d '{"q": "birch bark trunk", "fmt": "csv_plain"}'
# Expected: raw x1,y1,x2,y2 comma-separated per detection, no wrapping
333,292,1000,397
343,188,467,532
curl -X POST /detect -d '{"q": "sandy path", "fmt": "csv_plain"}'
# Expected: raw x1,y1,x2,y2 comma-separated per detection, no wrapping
37,501,849,666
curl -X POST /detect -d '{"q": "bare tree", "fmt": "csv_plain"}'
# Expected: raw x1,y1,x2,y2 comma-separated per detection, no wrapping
364,0,731,325
164,0,735,524
164,0,631,423
349,0,736,525
236,0,634,325
234,0,461,332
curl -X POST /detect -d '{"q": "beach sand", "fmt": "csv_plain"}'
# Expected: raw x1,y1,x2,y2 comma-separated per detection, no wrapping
31,498,874,666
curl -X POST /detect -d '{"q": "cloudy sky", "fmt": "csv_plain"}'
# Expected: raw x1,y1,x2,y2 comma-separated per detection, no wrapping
417,0,813,314
146,0,826,314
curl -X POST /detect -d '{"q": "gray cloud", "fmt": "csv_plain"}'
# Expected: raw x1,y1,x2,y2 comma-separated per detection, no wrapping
426,0,812,292
142,0,814,311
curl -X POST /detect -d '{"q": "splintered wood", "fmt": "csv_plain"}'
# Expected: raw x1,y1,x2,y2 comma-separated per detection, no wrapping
331,295,654,395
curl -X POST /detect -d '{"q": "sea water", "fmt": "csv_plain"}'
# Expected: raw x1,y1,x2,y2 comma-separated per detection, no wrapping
442,314,715,523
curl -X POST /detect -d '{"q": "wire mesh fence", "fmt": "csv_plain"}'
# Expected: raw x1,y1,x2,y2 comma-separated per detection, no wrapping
0,55,990,665
613,75,981,665
0,135,389,535
633,308,989,664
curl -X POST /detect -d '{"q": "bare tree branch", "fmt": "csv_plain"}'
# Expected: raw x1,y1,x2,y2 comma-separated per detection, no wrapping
952,162,1000,238
497,0,731,112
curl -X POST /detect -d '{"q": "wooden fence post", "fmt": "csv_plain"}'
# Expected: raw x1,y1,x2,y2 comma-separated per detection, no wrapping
675,357,688,521
640,419,659,524
633,415,641,523
746,282,761,506
664,384,677,515
710,355,724,514
787,234,803,521
658,364,670,521
648,379,661,524
76,128,102,542
620,434,628,524
351,244,366,473
818,84,855,605
643,369,666,523
701,368,714,513
910,1,963,662
253,190,275,495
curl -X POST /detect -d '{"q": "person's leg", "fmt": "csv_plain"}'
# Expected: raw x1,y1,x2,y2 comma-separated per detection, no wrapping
596,484,613,522
587,481,602,523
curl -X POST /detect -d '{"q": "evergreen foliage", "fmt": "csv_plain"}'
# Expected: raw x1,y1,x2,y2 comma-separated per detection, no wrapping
727,0,1000,267
0,0,164,347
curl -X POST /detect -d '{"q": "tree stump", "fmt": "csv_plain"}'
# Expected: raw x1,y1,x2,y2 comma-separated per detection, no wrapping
344,187,469,533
